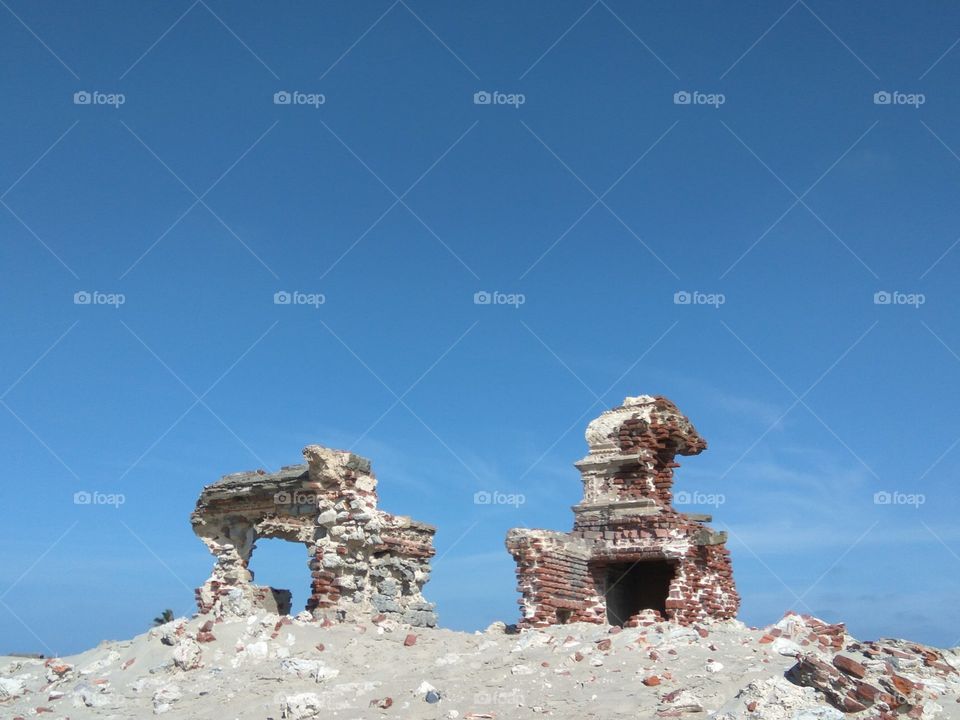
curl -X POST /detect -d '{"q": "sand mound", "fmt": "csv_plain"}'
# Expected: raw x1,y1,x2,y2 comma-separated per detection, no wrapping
2,612,959,719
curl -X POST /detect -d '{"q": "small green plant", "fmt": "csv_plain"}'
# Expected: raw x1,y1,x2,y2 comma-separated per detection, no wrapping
152,609,175,626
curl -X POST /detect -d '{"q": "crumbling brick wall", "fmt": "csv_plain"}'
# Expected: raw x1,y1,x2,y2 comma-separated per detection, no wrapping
191,445,437,626
506,395,739,628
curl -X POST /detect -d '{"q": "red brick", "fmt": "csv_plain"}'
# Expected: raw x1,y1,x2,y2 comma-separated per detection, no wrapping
833,654,867,679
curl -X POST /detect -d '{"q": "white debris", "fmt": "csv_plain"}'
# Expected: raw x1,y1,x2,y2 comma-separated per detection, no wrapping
280,657,340,682
152,683,182,714
512,630,552,653
669,626,701,643
416,680,438,695
791,707,844,720
71,681,108,708
172,637,203,670
281,691,325,719
0,677,26,700
719,677,822,720
663,689,704,712
80,649,121,674
772,638,802,657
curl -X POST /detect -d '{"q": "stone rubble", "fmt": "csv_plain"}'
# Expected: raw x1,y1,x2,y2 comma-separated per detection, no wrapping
787,633,960,718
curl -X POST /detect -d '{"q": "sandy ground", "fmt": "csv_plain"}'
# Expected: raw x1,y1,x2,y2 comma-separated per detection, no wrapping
2,612,959,719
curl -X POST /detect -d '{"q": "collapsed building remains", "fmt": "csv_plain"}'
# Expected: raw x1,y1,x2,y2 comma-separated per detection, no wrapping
506,395,739,628
191,445,437,627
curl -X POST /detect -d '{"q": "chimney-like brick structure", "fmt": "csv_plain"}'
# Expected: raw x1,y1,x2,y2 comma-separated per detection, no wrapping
191,445,437,626
506,395,739,627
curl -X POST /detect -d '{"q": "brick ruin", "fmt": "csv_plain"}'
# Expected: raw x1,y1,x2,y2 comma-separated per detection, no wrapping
506,395,739,628
190,445,438,626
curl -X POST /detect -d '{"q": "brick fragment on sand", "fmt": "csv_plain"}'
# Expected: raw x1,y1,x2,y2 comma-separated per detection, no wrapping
833,654,867,679
643,675,661,686
891,674,915,695
855,681,883,701
404,633,417,647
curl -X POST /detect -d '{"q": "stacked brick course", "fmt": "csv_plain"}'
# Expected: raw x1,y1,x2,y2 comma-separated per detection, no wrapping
191,445,437,626
506,395,739,628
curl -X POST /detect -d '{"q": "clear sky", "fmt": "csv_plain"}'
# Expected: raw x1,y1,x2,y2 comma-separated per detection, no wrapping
1,1,959,656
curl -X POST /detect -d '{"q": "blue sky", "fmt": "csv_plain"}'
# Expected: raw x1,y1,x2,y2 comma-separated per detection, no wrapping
1,1,959,655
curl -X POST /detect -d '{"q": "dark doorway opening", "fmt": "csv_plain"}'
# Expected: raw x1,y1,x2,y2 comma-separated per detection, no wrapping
603,560,675,625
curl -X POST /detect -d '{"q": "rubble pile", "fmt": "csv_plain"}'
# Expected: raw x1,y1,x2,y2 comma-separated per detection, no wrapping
3,611,958,719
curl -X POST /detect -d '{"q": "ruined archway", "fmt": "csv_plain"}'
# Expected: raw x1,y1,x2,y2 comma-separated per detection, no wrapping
191,446,438,626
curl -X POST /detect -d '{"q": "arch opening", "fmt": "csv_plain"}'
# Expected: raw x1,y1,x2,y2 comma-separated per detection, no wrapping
601,559,676,626
247,537,313,615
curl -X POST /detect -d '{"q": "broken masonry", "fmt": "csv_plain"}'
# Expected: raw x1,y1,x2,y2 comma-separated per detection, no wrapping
191,445,437,626
506,395,739,628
